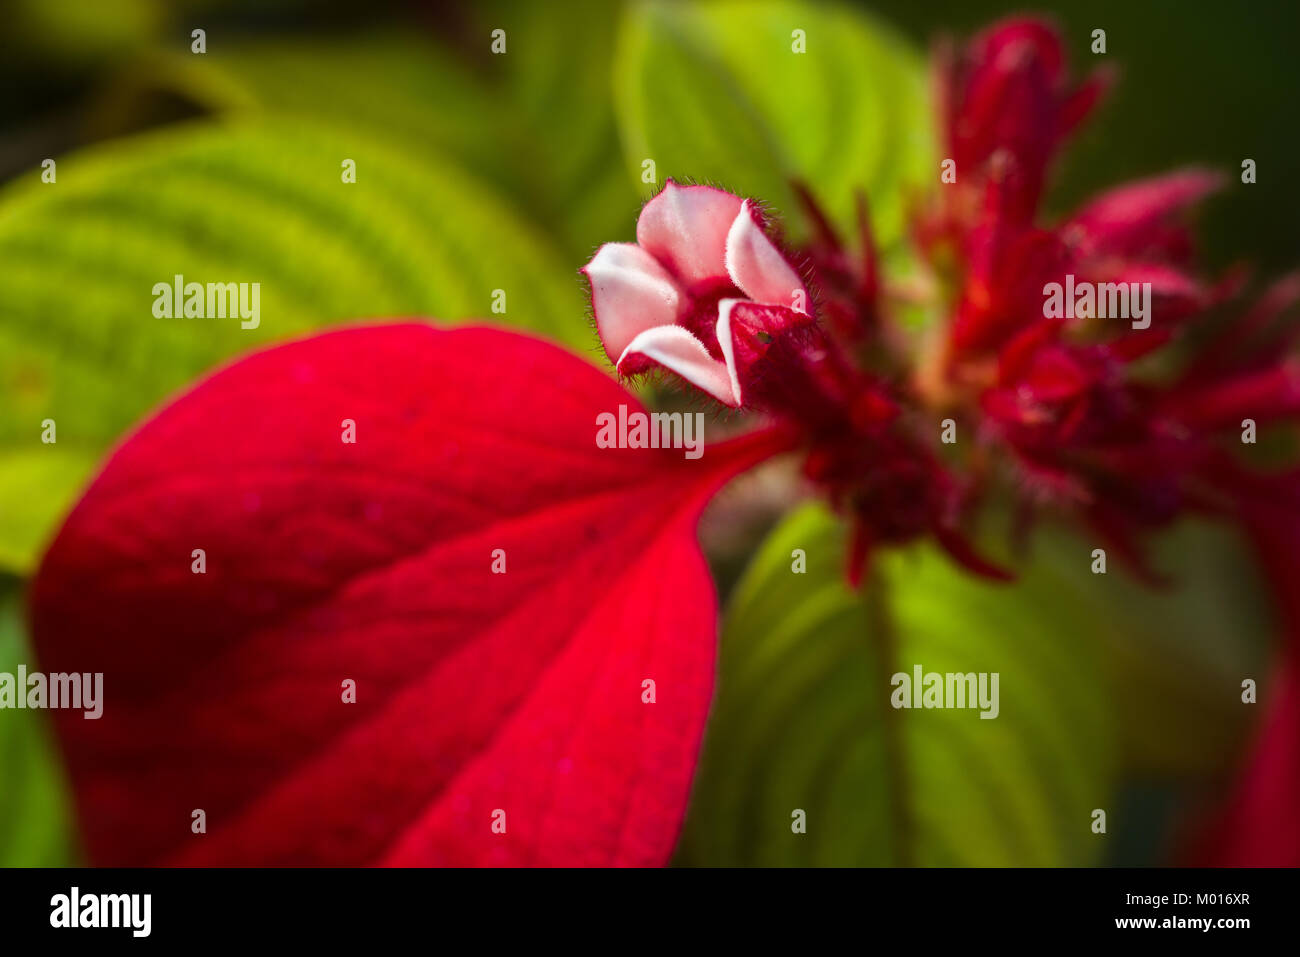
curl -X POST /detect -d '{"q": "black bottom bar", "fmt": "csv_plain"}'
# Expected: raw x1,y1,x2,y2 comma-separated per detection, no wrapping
0,866,1282,944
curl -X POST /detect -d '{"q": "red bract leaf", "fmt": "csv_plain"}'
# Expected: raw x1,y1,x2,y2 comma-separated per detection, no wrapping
30,323,786,867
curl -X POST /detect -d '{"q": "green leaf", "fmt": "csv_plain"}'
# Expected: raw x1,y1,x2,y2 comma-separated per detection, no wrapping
104,33,522,199
677,504,1118,866
1029,520,1267,778
0,583,77,866
614,0,935,245
101,16,639,259
5,0,163,66
0,117,589,573
0,449,100,573
481,0,644,255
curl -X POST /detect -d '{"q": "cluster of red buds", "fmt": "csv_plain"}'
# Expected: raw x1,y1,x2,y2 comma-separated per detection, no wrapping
583,17,1300,587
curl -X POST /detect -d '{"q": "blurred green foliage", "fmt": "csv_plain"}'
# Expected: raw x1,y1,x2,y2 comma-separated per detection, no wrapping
680,506,1267,865
0,0,1287,867
0,583,74,866
615,0,933,248
680,504,1119,866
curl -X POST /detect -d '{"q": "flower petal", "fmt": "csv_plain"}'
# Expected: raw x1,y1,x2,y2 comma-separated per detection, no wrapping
619,324,740,406
582,242,684,362
719,299,855,424
725,200,808,309
636,179,742,287
1067,169,1224,259
946,17,1102,225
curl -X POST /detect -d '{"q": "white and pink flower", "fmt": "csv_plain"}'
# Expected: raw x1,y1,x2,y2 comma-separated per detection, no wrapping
581,180,809,407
